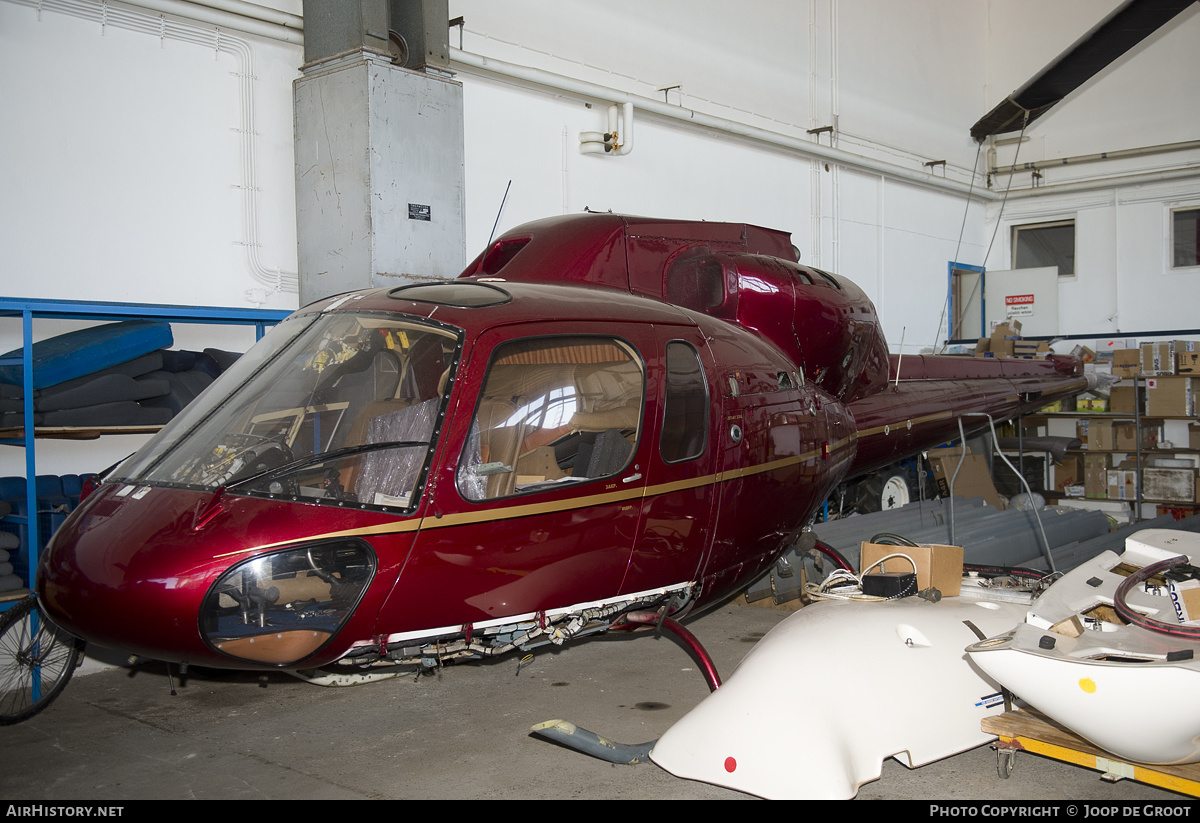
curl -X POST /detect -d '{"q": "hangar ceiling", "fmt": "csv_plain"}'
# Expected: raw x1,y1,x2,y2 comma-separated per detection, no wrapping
970,0,1198,140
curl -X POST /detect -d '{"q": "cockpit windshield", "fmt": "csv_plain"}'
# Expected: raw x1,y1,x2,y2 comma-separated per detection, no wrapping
111,312,460,512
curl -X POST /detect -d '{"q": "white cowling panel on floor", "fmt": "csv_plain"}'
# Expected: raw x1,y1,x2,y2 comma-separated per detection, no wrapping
651,595,1027,800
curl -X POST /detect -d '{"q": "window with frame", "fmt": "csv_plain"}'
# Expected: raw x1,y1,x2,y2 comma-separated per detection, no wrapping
457,336,644,500
1013,220,1075,276
660,341,709,463
1173,208,1200,269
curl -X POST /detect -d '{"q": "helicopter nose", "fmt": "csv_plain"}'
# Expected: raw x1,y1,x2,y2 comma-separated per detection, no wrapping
36,483,383,668
40,535,379,670
36,511,215,664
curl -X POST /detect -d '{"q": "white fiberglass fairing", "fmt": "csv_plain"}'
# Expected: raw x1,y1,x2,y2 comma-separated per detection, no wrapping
650,595,1028,800
966,529,1200,766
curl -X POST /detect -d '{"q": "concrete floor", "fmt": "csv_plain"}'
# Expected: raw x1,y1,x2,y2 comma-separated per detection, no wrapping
1,600,1190,801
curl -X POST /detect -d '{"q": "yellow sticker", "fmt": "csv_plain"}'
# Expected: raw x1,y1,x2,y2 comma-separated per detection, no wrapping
1079,678,1097,694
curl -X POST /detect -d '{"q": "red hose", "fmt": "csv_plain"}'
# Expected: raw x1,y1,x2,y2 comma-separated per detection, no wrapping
1114,554,1200,639
622,610,722,691
814,539,854,572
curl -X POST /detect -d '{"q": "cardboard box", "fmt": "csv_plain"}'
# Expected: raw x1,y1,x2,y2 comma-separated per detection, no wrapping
1157,505,1199,520
1178,350,1200,376
1088,419,1124,451
1140,342,1174,375
989,338,1014,358
1107,469,1138,500
1111,349,1142,379
988,321,1022,359
1143,467,1196,503
1141,341,1198,376
1071,345,1096,364
1109,385,1141,415
1089,419,1162,451
1190,423,1200,450
1013,340,1049,359
928,448,1007,510
1169,579,1200,621
860,541,964,597
1054,454,1084,492
1146,457,1193,468
1084,453,1112,499
1146,376,1194,417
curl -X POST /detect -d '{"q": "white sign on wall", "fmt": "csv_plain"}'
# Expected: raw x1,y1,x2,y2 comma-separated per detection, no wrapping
985,267,1059,337
1005,293,1035,317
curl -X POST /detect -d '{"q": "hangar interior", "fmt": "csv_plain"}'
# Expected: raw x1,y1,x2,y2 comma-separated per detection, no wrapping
2,0,1200,802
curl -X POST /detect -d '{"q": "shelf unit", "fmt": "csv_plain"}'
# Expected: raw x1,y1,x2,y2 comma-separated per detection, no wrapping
1020,377,1200,518
0,297,292,606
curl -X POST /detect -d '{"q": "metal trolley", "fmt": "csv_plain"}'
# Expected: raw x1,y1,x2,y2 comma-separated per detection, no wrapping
984,708,1200,798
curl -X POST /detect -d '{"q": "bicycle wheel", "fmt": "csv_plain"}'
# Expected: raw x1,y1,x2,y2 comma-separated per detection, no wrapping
0,596,85,725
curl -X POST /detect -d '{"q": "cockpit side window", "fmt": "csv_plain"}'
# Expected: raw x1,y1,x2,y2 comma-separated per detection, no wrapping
660,341,709,463
457,336,644,501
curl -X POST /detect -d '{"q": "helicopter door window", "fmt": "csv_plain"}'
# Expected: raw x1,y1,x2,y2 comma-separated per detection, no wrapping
660,341,709,463
458,336,644,501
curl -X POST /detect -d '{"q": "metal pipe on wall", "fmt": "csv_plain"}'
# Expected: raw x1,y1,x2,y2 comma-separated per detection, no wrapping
64,2,1198,209
448,47,994,202
1004,167,1200,200
991,140,1200,177
122,0,303,43
187,0,302,31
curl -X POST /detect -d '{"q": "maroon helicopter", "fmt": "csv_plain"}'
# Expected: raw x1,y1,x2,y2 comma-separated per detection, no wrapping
36,213,1092,677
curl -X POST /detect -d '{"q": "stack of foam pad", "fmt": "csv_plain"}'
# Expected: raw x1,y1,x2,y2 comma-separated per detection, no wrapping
0,475,95,594
0,319,241,429
0,319,243,592
0,500,19,594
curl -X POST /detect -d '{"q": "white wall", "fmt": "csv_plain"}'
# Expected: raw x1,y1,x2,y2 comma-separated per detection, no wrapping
460,74,817,255
3,0,1198,480
0,3,302,311
450,0,994,352
1,0,304,475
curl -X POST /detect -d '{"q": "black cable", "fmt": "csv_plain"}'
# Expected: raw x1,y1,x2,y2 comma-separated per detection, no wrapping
869,532,918,546
871,532,1049,583
964,563,1047,581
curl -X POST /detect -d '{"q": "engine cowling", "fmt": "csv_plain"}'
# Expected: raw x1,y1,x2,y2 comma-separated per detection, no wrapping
662,249,889,402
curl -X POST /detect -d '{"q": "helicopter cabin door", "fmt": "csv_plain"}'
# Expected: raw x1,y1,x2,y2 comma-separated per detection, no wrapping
619,326,719,597
373,325,653,633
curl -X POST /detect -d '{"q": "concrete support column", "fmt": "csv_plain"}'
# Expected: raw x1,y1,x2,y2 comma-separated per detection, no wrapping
294,2,464,306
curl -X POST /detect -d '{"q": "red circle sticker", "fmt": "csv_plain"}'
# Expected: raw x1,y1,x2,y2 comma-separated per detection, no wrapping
724,757,737,773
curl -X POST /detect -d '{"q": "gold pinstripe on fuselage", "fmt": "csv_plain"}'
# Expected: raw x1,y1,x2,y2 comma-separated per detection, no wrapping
214,432,859,559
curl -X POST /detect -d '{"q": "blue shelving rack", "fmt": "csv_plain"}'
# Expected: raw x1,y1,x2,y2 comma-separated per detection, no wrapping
0,297,293,607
